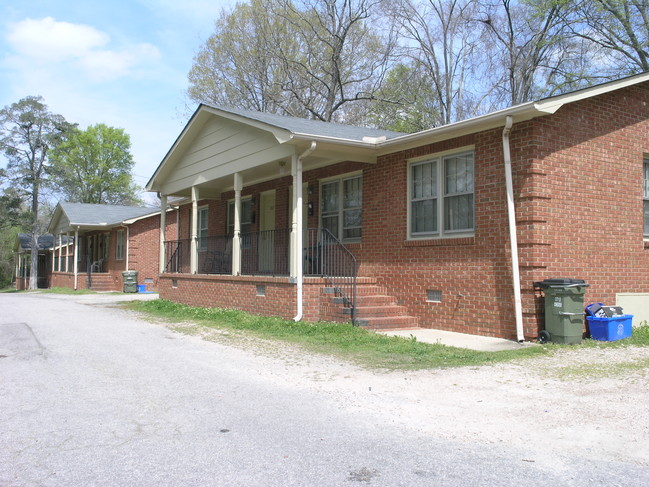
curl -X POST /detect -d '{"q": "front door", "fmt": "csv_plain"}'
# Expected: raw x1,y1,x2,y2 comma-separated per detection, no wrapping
259,190,276,273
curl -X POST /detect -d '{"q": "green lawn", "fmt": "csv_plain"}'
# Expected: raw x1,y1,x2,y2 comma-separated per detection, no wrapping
127,299,591,370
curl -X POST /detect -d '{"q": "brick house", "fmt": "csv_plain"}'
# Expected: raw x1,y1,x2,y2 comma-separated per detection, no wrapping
47,202,176,292
146,72,649,340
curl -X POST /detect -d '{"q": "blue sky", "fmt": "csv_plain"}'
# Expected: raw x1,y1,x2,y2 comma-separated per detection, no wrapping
1,0,235,198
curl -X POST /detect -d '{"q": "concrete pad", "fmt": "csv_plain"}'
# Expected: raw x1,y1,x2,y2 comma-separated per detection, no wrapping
377,328,536,352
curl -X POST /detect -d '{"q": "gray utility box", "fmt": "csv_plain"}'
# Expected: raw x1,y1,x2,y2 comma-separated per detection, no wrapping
535,278,589,344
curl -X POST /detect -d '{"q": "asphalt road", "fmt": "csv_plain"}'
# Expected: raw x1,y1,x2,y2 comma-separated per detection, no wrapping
1,292,646,486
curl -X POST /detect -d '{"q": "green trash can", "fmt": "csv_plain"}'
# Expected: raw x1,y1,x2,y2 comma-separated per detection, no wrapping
122,270,138,293
535,278,589,344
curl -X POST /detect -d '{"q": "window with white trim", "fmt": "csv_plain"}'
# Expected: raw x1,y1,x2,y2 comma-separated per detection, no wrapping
116,230,125,261
198,206,208,251
227,198,253,236
409,151,474,238
644,157,649,237
320,174,362,242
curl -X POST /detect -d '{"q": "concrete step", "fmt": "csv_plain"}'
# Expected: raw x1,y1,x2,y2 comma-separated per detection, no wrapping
355,315,420,330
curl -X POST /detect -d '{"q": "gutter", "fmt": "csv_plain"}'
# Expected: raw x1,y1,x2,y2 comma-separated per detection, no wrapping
293,141,317,322
502,116,525,343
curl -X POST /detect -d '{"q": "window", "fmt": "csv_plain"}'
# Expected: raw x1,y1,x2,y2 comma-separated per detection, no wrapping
227,198,253,236
198,206,208,251
320,174,362,241
409,151,474,239
644,157,649,237
116,230,124,260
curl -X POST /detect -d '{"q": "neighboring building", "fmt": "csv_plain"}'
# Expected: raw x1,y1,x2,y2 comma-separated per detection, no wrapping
146,72,649,340
13,234,55,290
47,202,176,292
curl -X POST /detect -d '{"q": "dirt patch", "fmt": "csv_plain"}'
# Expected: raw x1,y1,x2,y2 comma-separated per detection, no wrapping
168,323,649,468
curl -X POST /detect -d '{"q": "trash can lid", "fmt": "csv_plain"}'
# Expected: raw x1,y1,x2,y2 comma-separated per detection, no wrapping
534,278,589,288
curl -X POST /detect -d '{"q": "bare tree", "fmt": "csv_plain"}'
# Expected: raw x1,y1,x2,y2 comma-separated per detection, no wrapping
386,0,484,125
274,0,396,123
474,0,583,105
187,0,395,123
556,0,649,75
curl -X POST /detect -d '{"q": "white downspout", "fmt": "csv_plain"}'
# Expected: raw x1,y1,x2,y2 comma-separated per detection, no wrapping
125,225,130,271
503,116,525,343
293,141,317,322
159,194,167,274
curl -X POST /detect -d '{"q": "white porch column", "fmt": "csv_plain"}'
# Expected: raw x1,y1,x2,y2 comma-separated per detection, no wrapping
53,233,61,272
232,173,242,276
65,231,70,272
73,228,79,290
290,156,299,279
159,194,167,274
190,186,199,274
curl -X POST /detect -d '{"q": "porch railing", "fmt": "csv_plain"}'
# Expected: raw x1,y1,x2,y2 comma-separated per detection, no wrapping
164,239,191,274
304,228,357,324
241,229,290,276
162,228,357,321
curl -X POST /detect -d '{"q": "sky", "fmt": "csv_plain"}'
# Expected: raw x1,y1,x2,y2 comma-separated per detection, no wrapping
0,0,235,200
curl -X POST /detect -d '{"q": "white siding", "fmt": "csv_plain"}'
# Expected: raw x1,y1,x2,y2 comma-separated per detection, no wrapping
161,119,294,195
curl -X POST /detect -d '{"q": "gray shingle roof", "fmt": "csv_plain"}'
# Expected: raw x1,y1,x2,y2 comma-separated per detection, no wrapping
207,105,406,142
17,234,55,250
60,202,158,226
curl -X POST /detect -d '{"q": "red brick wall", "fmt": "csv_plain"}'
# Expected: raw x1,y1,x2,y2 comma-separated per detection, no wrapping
157,81,649,340
46,210,176,292
521,82,649,333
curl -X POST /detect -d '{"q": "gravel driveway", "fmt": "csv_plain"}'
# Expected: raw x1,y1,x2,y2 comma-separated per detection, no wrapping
1,292,648,486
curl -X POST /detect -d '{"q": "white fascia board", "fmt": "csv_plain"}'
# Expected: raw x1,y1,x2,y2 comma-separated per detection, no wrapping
121,210,163,225
375,102,545,154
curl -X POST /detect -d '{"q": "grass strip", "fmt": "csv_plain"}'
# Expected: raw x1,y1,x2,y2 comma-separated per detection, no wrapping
128,299,552,370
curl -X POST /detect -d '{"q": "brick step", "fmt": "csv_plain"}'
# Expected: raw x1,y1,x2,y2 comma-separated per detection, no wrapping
352,304,410,318
355,315,420,330
354,295,398,306
88,275,118,291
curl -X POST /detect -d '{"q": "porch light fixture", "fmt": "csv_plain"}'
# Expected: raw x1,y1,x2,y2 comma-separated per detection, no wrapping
278,159,287,176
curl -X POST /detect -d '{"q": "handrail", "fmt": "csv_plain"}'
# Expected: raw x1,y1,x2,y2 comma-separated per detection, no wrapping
306,228,357,325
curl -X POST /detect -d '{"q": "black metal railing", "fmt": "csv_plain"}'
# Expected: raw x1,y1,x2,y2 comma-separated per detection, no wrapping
162,228,357,321
164,239,190,274
304,228,357,323
199,235,233,275
241,229,290,276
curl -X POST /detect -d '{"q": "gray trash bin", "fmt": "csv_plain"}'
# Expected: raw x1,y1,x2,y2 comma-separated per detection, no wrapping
535,278,589,344
122,270,138,293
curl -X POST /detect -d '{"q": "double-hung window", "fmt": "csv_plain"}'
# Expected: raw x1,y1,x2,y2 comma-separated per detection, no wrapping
409,151,474,239
320,174,362,242
116,230,125,261
228,198,253,236
644,157,649,237
198,206,208,251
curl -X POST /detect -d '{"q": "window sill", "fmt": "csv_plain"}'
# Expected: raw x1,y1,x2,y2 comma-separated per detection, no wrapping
404,236,475,247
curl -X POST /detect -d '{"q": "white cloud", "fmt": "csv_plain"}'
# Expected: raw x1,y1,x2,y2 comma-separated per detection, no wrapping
7,17,109,62
5,17,161,82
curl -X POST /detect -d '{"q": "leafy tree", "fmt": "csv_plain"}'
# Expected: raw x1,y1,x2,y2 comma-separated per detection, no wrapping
0,189,31,288
366,62,442,132
187,0,294,115
50,123,142,205
0,96,72,290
